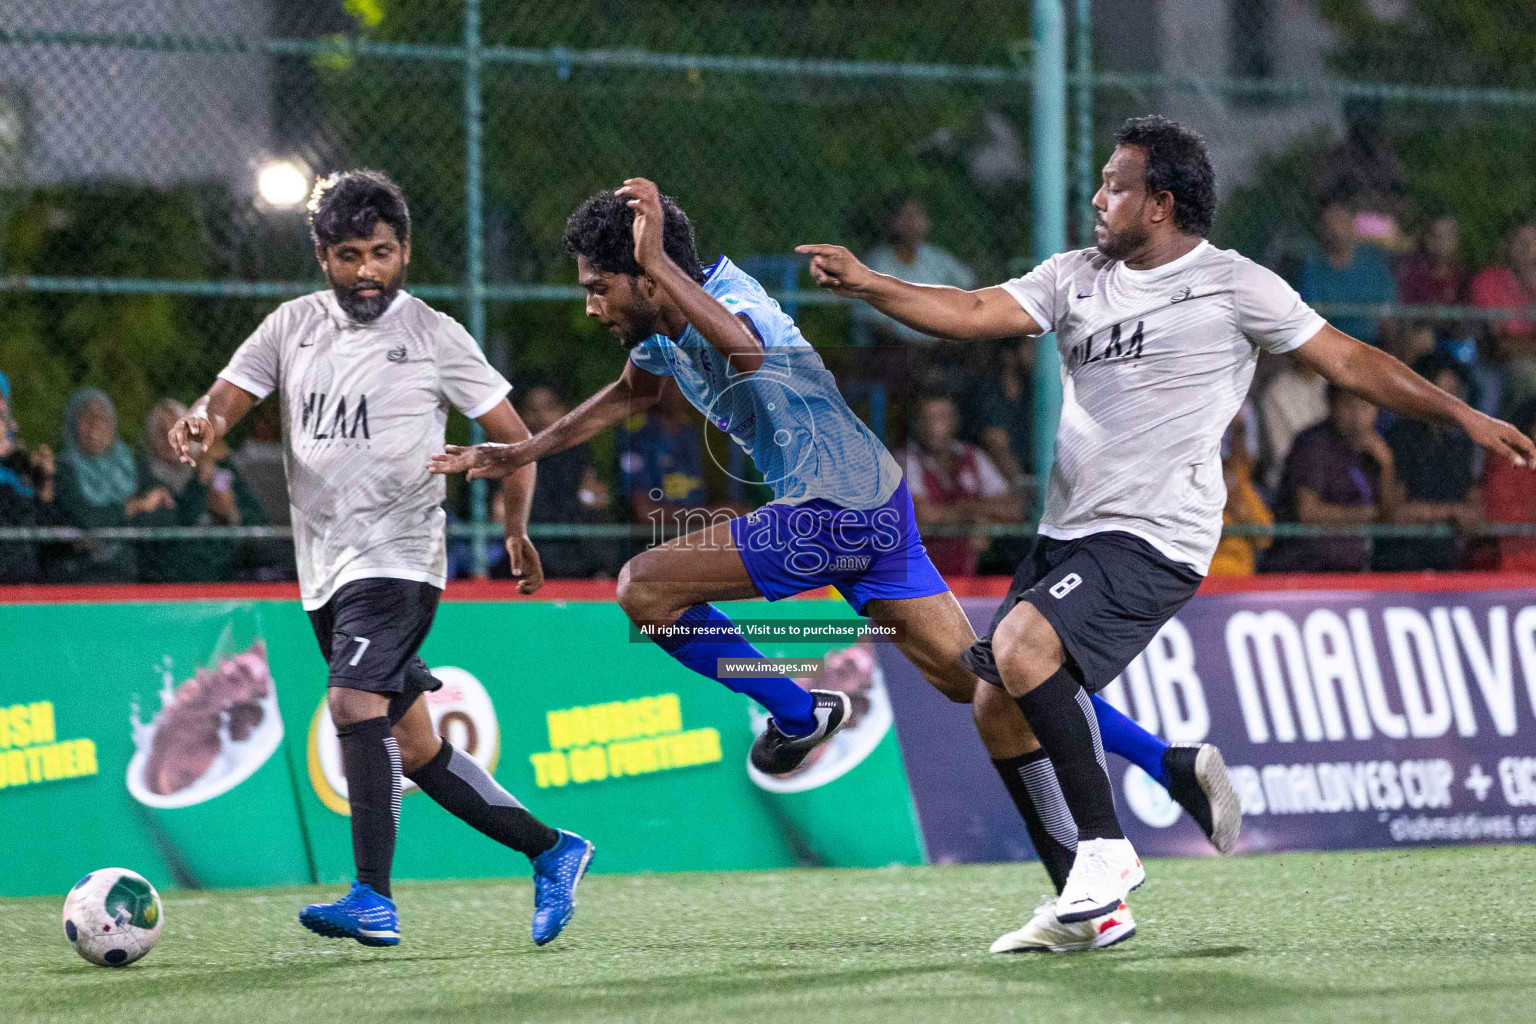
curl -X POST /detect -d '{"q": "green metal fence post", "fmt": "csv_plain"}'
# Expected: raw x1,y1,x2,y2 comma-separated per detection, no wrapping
1073,0,1094,246
464,0,490,577
1032,0,1066,515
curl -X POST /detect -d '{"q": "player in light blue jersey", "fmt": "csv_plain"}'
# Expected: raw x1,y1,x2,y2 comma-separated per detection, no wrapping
431,181,1239,910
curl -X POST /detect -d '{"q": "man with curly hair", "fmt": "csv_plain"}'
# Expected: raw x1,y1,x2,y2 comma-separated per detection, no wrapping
165,170,591,950
433,172,1250,953
798,114,1536,950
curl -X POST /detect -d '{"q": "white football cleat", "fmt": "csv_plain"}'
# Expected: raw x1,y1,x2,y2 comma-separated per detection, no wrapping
990,898,1136,954
1055,837,1145,923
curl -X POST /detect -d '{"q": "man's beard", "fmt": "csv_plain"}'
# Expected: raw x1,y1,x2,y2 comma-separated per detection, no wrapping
1094,220,1151,262
617,304,661,350
332,268,405,323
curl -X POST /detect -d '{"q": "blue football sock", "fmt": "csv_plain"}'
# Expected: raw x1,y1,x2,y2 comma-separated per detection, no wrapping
651,604,817,736
1090,693,1171,787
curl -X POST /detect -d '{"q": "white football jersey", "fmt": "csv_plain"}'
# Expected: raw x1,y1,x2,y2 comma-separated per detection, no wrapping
1001,241,1326,573
218,290,510,609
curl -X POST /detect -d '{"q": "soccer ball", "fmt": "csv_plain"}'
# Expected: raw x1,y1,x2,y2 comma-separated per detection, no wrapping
61,868,163,967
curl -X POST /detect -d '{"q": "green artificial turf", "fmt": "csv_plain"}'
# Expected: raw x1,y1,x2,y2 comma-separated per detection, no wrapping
3,846,1534,1024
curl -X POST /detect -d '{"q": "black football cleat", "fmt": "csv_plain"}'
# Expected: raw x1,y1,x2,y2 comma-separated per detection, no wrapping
749,690,852,775
1163,743,1242,855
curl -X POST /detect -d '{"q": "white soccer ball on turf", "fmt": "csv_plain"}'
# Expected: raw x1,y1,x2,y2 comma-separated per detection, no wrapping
61,868,163,967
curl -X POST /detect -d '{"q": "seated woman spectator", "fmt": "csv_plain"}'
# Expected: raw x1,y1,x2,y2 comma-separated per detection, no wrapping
1210,411,1272,577
51,388,170,583
1373,354,1481,572
137,398,264,583
1297,201,1398,348
0,372,59,583
897,393,1022,576
1397,215,1469,308
1482,398,1536,571
1471,220,1536,417
1263,387,1398,573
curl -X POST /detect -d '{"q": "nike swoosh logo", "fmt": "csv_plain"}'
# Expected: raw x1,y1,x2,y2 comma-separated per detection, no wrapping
1076,291,1094,299
299,339,315,348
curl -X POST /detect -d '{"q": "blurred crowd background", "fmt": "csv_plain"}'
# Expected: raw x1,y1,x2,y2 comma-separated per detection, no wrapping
3,0,1536,583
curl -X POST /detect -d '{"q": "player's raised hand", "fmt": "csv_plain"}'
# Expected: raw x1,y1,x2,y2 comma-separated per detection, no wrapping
428,441,534,480
505,533,546,595
616,178,667,271
795,244,877,298
168,411,214,467
1464,411,1536,469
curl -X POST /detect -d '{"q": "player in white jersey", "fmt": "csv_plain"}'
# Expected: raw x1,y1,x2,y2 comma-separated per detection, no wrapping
800,115,1535,949
165,170,592,949
434,179,1240,954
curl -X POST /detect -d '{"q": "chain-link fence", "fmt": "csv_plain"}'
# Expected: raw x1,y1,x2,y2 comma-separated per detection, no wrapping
3,1,1535,582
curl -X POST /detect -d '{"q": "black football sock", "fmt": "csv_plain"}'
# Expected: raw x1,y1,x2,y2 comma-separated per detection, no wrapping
407,741,559,860
992,750,1078,894
1012,669,1124,842
336,716,400,898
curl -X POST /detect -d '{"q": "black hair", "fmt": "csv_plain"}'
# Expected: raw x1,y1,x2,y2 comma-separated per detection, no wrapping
1511,397,1536,436
308,169,411,248
1412,351,1472,394
1114,115,1217,238
563,188,705,283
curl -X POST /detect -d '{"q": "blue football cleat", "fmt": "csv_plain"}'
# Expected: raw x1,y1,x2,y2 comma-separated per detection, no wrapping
299,881,400,947
530,830,594,946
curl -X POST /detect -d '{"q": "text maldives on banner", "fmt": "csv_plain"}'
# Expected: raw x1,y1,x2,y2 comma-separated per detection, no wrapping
1106,588,1536,854
886,586,1536,866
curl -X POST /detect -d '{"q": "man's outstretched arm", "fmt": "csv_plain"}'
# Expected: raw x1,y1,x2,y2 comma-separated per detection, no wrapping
429,360,666,480
169,379,258,466
796,244,1041,342
1291,324,1535,467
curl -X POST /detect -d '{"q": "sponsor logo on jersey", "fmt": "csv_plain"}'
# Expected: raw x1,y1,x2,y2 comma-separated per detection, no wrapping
1065,319,1145,372
1170,285,1193,303
386,344,408,363
299,392,371,441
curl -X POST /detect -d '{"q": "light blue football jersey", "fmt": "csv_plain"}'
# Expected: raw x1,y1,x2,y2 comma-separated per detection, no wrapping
627,257,903,511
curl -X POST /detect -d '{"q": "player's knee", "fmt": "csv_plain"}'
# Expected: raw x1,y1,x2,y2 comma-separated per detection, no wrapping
972,681,1038,754
925,662,975,704
328,686,387,728
616,555,674,624
394,730,441,776
992,604,1064,694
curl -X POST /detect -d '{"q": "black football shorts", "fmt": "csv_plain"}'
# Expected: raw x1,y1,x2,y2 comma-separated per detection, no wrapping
960,530,1203,693
307,577,443,723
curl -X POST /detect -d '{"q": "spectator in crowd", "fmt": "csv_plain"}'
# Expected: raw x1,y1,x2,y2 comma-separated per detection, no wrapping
616,380,713,525
853,197,977,389
1264,386,1398,573
136,398,265,583
1471,220,1536,418
520,385,612,578
1397,215,1469,309
445,482,512,580
230,398,289,525
1297,201,1399,348
229,399,293,580
963,336,1033,495
1210,410,1272,577
1482,397,1536,571
1373,354,1481,572
50,388,169,583
1312,100,1408,226
1257,358,1328,492
0,372,58,583
897,393,1022,576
